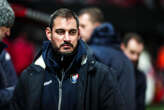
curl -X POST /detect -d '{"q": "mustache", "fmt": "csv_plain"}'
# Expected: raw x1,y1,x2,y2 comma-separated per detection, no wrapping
60,42,73,48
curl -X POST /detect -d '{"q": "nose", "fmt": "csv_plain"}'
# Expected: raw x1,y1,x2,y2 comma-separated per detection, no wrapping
63,32,70,42
5,28,11,37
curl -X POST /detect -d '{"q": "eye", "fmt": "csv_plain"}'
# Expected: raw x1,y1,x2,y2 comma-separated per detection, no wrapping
55,29,65,35
69,29,77,35
130,50,136,55
80,24,85,29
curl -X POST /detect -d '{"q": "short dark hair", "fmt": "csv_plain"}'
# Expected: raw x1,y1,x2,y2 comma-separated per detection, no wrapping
78,7,104,24
122,33,144,47
49,8,79,30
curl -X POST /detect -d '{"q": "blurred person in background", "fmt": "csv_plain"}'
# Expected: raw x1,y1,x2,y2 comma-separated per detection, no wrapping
78,7,102,42
138,50,155,105
121,33,146,110
0,0,17,109
3,25,39,76
10,8,125,110
79,7,136,110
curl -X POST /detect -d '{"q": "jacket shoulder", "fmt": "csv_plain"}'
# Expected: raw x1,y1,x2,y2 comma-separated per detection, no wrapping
93,61,111,74
90,60,117,84
20,64,45,81
89,61,126,109
11,64,44,110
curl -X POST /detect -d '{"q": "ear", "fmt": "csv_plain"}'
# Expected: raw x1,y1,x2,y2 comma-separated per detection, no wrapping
78,28,81,40
45,27,52,41
94,22,101,28
120,43,125,50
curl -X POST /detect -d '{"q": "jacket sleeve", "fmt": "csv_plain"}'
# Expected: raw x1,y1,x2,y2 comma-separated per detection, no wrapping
2,50,18,86
0,86,15,107
9,71,27,110
0,50,17,107
99,67,126,110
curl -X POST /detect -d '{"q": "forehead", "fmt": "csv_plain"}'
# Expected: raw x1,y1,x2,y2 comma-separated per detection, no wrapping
53,17,77,29
79,13,92,23
127,39,144,51
0,26,9,31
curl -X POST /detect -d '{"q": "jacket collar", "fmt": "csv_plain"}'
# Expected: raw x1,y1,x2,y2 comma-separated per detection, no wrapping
33,39,96,74
35,40,89,73
0,41,7,53
88,23,121,47
34,55,46,69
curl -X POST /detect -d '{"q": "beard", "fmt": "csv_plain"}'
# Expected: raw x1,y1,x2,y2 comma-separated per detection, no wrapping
51,41,76,56
50,41,79,67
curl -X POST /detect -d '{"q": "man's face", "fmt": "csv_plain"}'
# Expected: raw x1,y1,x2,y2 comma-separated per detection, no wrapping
46,17,80,54
79,13,97,42
0,26,11,41
121,38,144,66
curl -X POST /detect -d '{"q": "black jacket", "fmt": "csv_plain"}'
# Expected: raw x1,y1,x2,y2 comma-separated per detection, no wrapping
10,40,125,110
135,69,146,110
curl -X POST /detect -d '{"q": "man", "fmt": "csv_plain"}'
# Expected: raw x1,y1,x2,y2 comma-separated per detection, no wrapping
78,7,103,42
121,33,146,110
0,0,17,109
10,8,125,110
79,7,136,110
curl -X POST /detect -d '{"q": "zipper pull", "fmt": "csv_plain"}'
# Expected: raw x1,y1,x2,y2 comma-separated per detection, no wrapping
61,55,64,62
61,69,65,81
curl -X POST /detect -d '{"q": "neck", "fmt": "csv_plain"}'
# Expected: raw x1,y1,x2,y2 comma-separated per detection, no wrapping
53,45,78,70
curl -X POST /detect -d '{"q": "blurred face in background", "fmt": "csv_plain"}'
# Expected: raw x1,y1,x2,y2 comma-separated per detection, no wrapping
0,26,11,41
46,16,80,54
121,38,144,66
79,13,98,42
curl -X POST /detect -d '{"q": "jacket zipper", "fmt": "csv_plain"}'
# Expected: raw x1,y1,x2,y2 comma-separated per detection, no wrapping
57,69,65,110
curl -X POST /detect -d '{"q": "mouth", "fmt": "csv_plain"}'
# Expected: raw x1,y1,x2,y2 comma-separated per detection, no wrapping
61,43,73,48
62,44,71,48
61,45,73,50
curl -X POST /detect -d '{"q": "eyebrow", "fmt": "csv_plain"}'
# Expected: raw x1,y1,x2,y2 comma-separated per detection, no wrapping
55,28,77,31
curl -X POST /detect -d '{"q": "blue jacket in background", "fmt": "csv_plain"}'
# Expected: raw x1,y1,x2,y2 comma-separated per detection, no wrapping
88,23,136,110
0,42,17,109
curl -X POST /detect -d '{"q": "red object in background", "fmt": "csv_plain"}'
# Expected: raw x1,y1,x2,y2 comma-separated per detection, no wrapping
154,45,164,103
154,79,164,103
156,46,164,70
11,4,27,17
3,36,35,76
